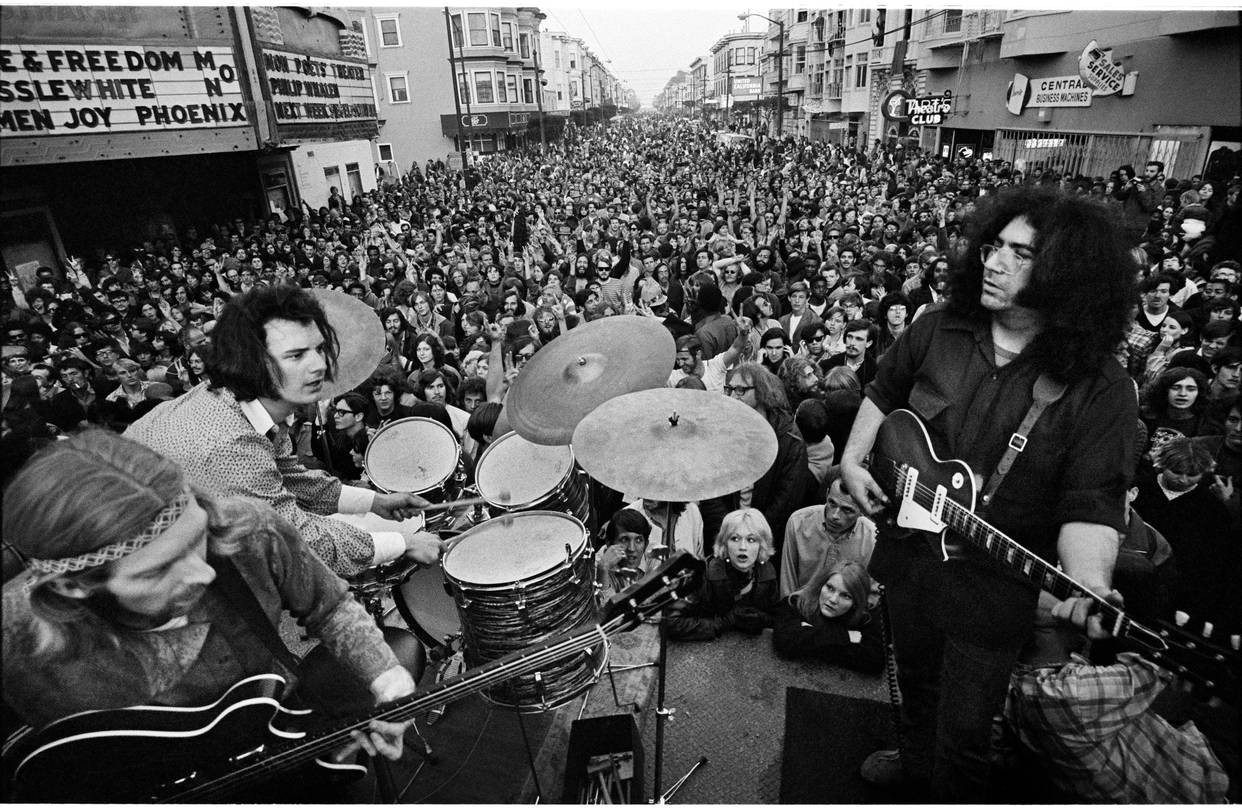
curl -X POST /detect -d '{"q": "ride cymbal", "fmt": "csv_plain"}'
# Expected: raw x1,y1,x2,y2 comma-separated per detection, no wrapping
311,288,386,399
507,315,674,445
572,388,777,502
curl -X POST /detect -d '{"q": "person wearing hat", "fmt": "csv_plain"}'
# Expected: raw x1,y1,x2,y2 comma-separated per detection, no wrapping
126,285,443,578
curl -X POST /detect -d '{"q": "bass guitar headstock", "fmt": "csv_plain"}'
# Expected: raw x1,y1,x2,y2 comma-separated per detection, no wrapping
602,552,704,629
1128,611,1241,706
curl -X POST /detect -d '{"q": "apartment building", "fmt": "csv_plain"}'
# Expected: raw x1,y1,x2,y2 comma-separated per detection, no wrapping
710,31,765,127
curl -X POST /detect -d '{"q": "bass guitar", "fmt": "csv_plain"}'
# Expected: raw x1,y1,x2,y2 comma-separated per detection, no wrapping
3,553,704,803
869,408,1239,702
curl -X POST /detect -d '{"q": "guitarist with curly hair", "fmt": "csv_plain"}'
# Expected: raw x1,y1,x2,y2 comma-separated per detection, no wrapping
839,186,1140,801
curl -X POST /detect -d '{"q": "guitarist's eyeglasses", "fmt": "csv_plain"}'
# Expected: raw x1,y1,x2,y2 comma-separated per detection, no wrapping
979,243,1035,273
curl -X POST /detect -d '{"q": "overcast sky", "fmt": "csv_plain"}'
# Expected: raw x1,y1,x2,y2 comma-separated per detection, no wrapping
541,5,761,107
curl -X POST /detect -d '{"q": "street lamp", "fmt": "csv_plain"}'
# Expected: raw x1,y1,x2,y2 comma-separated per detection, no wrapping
738,12,784,137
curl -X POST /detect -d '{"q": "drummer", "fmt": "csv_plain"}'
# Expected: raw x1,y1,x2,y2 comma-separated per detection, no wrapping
127,285,444,577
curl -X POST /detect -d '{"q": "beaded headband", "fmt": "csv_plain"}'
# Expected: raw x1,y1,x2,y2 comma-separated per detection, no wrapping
26,491,193,576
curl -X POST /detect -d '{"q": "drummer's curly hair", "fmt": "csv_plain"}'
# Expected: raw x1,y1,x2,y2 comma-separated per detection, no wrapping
205,283,338,401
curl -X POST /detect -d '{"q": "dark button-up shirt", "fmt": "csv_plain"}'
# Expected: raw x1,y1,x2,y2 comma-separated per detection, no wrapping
865,304,1136,644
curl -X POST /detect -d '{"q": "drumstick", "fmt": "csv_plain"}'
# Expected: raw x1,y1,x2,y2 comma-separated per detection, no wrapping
419,495,490,515
499,490,514,527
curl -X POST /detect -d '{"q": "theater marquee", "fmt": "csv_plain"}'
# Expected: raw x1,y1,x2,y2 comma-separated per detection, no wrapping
260,48,375,124
0,44,246,136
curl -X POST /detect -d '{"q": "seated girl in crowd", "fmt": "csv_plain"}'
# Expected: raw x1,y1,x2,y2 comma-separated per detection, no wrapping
772,560,883,674
665,507,778,641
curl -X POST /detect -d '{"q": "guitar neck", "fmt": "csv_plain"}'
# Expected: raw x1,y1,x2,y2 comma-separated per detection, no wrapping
875,455,1134,639
179,615,624,802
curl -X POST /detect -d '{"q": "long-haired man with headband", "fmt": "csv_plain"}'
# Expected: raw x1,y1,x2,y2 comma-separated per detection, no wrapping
2,432,415,799
126,284,441,576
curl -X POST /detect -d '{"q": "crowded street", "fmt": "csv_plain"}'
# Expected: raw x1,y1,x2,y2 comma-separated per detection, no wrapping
2,5,1240,805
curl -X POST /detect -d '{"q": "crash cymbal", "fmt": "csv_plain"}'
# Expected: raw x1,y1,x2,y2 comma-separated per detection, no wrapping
572,388,777,502
311,288,386,399
507,315,674,446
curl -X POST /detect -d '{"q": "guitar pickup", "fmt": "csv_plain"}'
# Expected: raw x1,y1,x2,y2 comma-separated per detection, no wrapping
896,466,948,533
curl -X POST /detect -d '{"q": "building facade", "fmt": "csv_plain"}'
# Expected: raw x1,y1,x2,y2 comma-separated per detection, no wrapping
710,31,765,127
540,29,624,127
0,5,380,271
910,9,1239,180
345,6,456,176
671,8,1240,181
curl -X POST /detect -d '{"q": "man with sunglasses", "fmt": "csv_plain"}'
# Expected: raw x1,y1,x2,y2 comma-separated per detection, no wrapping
839,187,1138,801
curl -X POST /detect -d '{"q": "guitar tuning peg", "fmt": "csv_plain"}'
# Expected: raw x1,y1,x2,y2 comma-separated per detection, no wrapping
1174,610,1189,627
1231,634,1240,651
1201,622,1214,639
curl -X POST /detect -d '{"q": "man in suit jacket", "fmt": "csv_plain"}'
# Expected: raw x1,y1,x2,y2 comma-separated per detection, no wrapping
780,281,823,350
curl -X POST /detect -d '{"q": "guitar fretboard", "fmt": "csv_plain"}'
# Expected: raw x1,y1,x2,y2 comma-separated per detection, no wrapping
872,455,1134,639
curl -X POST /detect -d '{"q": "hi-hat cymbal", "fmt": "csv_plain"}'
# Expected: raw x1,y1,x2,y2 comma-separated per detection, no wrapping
507,315,674,446
572,388,777,502
311,288,386,399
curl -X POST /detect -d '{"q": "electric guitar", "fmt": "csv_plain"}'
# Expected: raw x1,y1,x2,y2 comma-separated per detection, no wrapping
869,408,1239,702
2,553,704,803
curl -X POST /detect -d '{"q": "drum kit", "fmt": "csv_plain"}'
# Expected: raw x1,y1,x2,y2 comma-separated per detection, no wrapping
321,296,778,737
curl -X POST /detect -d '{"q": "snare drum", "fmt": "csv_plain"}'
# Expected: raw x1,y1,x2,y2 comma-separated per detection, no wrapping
441,511,605,711
365,417,461,531
474,432,589,524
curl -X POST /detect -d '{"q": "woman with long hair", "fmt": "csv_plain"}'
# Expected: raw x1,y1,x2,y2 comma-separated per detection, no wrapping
1140,366,1220,460
771,560,882,673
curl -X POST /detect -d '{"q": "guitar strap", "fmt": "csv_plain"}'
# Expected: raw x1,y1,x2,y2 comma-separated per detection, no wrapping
978,372,1067,513
211,557,303,680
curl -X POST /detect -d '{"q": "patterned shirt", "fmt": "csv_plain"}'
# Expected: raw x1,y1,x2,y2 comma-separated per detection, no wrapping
1006,653,1228,803
126,384,379,575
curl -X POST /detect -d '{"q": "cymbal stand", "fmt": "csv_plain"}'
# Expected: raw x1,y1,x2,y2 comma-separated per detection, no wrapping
651,502,708,803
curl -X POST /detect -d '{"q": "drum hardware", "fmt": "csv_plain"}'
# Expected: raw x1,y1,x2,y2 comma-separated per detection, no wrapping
575,399,766,804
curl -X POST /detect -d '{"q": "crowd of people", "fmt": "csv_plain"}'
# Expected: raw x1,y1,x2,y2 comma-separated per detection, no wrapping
3,114,1241,801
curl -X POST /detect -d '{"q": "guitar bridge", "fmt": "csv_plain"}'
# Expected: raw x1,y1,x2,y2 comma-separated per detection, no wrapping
896,466,949,533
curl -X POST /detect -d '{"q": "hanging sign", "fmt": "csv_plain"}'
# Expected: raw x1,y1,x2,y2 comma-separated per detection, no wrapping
881,89,951,125
1078,40,1124,97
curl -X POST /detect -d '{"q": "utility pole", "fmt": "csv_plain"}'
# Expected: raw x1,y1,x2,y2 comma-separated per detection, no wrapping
443,8,468,170
533,44,546,148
